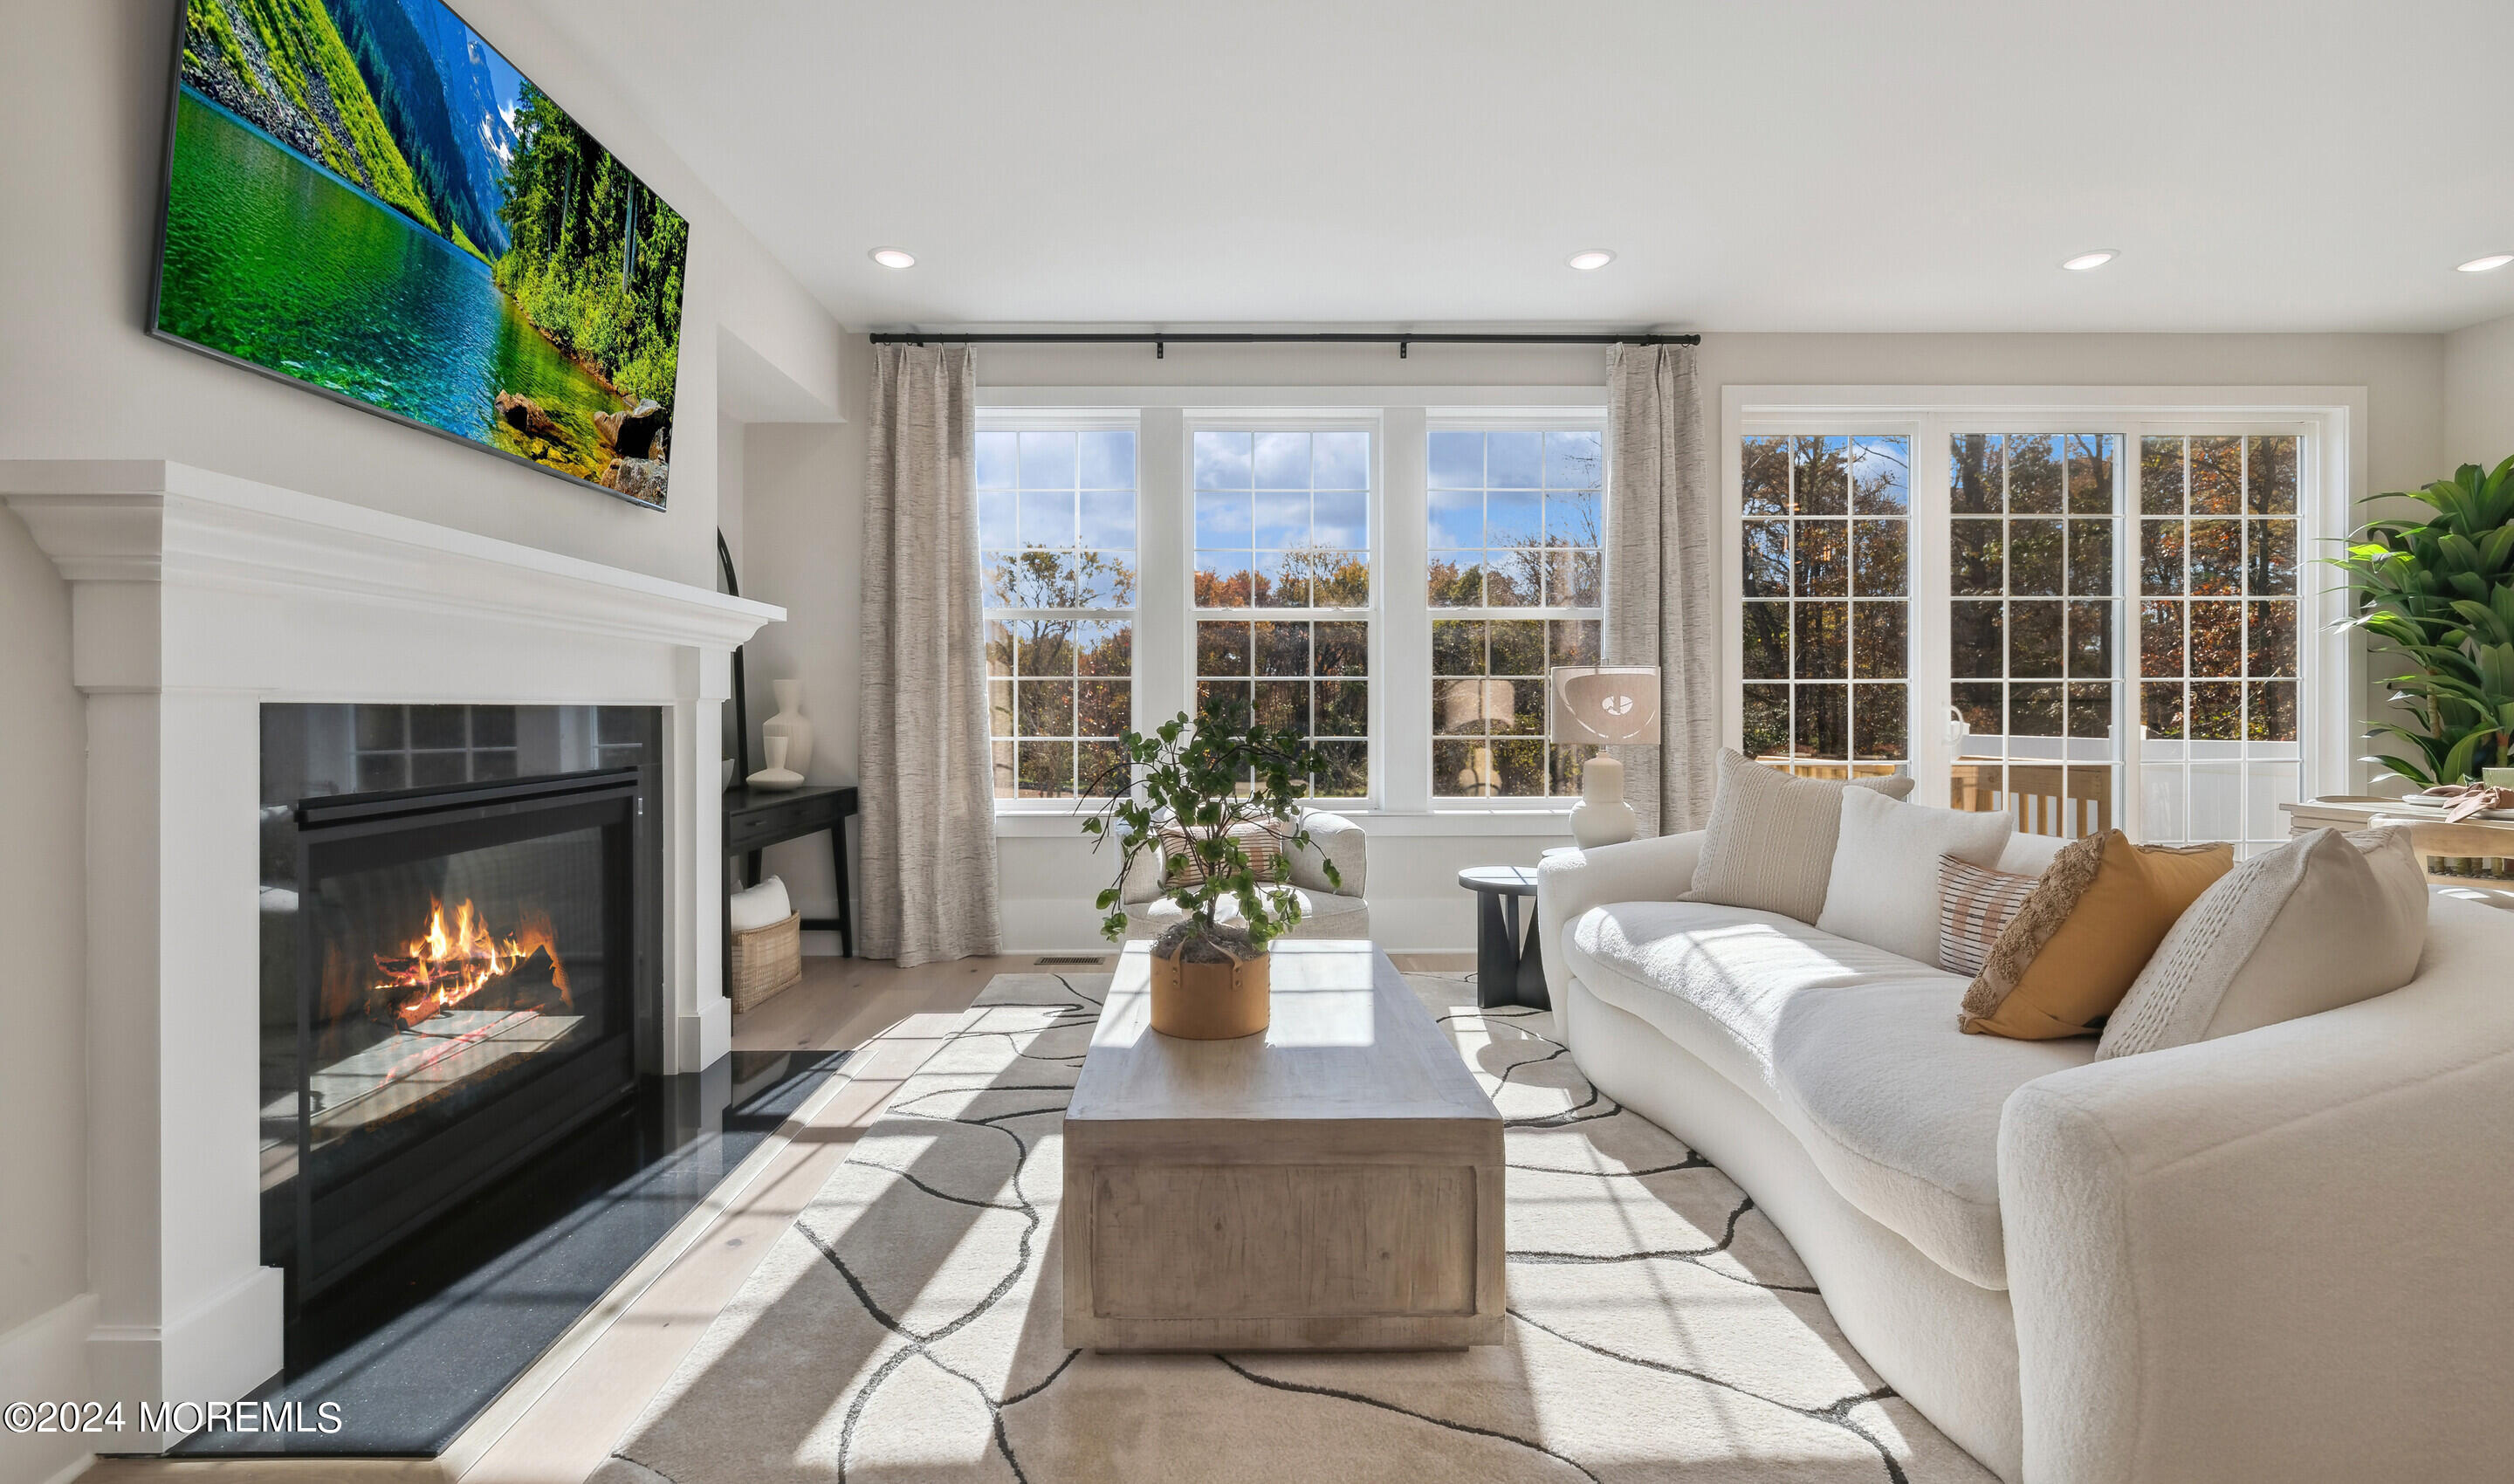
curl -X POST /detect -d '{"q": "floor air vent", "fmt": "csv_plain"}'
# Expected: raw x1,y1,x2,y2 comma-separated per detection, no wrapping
1033,955,1107,966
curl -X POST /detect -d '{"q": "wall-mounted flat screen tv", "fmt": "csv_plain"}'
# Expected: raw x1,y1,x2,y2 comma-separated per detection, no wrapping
154,0,687,509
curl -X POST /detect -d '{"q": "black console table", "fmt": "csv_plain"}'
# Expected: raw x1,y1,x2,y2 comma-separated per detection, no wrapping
725,785,857,979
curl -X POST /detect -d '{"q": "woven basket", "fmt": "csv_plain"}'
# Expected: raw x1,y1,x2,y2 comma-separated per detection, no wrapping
730,910,803,1013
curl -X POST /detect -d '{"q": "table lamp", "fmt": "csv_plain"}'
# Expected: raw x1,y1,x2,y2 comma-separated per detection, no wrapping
1551,666,1662,847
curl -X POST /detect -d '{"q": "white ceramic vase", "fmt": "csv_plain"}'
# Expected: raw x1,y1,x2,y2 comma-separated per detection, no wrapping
746,733,804,792
761,679,814,779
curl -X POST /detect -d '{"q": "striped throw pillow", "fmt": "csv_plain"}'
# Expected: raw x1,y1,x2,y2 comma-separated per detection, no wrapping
1158,820,1288,890
1937,855,2040,978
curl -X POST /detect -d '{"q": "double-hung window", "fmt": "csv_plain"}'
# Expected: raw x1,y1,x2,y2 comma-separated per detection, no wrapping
1727,393,2339,854
979,423,1137,799
1190,426,1373,798
1427,425,1606,797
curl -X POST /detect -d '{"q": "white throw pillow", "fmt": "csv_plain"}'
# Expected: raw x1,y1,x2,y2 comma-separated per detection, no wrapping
1817,789,2015,967
727,875,793,932
1683,750,1916,923
2098,827,2428,1059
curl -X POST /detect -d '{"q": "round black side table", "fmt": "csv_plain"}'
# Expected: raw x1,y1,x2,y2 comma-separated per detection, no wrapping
1459,866,1549,1011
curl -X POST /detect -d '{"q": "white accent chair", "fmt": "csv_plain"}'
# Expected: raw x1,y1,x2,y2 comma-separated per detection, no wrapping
1118,810,1370,941
1537,828,2514,1484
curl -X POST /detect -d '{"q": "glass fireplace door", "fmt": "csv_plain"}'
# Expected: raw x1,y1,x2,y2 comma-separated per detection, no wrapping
289,772,639,1297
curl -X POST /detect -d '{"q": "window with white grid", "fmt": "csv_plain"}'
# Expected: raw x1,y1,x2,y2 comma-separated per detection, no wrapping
1191,428,1371,797
979,425,1137,799
1739,434,1913,776
1428,426,1605,797
2136,435,2301,850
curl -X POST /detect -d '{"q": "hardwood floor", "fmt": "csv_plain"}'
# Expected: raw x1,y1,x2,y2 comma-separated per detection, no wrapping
82,947,1476,1484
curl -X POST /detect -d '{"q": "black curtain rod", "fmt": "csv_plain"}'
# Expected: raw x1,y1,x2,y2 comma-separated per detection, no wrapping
867,330,1698,359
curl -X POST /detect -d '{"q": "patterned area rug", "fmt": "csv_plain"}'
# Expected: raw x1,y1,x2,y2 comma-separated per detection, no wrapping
592,972,1994,1483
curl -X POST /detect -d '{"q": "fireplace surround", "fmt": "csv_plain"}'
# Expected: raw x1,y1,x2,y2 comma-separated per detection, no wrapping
1,460,780,1447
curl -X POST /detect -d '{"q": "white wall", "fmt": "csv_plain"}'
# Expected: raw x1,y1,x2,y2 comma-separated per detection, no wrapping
750,331,2447,953
2446,312,2514,471
0,6,839,1472
738,337,872,952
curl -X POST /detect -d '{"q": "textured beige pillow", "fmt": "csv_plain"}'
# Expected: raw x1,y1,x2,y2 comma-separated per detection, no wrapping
2098,827,2428,1059
1682,750,1915,923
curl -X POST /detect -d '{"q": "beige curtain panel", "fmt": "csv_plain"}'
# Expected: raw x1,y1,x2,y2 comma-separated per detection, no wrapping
1604,342,1718,836
856,344,1002,965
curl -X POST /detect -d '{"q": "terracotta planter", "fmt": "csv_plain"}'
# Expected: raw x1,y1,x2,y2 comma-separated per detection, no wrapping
1148,943,1271,1040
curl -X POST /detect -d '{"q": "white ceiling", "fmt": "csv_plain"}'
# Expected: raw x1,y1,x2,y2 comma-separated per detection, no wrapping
524,0,2514,335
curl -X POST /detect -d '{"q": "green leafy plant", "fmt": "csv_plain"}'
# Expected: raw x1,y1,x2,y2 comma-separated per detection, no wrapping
2334,456,2514,786
1082,704,1342,954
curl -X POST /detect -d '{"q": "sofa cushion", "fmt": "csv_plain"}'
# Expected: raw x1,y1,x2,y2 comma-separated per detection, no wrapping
1770,978,2095,1288
1566,899,1929,1109
1567,898,2093,1289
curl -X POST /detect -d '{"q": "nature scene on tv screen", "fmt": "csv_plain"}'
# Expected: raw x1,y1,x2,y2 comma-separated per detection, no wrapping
159,0,687,507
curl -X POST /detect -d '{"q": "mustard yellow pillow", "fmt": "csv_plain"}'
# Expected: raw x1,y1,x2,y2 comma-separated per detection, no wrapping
1956,830,2233,1040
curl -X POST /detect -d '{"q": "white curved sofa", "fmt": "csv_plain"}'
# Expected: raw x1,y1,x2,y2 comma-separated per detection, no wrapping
1537,828,2514,1484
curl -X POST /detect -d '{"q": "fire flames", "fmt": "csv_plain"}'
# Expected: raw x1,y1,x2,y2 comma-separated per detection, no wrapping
374,897,570,1028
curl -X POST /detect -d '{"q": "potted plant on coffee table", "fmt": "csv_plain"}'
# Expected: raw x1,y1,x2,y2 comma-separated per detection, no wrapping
1082,704,1342,1040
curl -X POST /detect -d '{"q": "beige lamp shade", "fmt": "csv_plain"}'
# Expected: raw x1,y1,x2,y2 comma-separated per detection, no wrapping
1551,667,1662,745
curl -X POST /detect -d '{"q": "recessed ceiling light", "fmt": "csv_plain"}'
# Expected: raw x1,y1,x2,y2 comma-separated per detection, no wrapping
2457,253,2513,273
869,247,917,270
2061,250,2119,271
1566,249,1617,271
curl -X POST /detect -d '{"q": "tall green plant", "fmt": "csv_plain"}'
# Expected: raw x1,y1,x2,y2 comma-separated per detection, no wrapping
1082,705,1341,951
2334,456,2514,786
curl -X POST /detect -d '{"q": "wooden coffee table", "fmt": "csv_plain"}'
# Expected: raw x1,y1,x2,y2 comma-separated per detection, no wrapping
1061,939,1506,1351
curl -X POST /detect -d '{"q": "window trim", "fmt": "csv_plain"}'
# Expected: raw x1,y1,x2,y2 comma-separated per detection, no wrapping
976,387,1612,824
1720,386,2364,831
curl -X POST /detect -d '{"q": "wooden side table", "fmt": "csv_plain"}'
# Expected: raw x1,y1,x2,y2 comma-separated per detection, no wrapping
1459,866,1548,1011
2281,796,2514,890
724,785,857,1000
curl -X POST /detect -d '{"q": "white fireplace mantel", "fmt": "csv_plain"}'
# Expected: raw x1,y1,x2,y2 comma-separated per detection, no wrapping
1,458,782,1445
